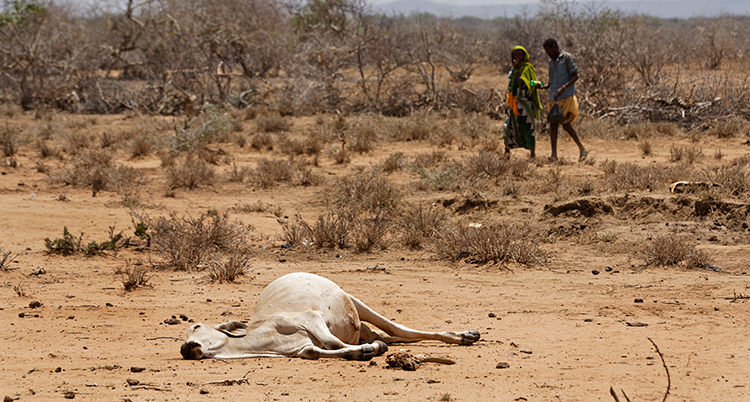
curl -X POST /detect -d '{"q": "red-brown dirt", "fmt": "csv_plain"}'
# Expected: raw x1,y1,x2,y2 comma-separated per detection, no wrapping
1,112,749,402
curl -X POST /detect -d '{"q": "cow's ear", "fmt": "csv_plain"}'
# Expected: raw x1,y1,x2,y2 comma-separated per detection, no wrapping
218,321,247,337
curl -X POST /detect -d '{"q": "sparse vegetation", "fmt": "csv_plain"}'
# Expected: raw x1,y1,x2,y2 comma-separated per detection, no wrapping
636,235,714,269
145,212,253,271
117,261,151,291
433,221,546,266
0,247,19,270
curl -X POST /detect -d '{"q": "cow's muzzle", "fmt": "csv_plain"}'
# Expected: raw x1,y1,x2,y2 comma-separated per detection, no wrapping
180,341,204,360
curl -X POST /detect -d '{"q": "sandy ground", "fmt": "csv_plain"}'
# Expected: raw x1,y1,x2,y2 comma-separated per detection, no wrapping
1,112,749,401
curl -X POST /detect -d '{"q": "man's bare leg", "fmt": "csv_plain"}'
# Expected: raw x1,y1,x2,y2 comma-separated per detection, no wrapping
562,120,587,161
549,122,559,161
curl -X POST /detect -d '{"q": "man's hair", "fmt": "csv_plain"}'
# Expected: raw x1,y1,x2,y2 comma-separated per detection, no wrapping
543,38,558,49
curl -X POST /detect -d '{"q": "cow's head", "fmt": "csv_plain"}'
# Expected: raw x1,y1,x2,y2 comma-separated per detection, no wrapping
180,321,248,360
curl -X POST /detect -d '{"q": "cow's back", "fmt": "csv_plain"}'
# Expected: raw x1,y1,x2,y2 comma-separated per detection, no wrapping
251,273,361,344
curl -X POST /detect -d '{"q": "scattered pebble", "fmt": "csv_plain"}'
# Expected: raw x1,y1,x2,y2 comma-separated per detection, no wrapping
64,391,75,399
496,362,510,369
126,379,139,386
605,266,613,272
130,367,145,373
488,312,496,318
29,300,43,309
199,388,209,394
634,299,644,303
592,270,600,275
164,317,181,325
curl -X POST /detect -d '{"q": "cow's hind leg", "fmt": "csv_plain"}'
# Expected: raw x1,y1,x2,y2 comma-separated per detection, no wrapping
351,296,480,345
293,311,388,360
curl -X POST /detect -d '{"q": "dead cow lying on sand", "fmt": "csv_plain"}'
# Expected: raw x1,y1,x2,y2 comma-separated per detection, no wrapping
181,272,480,360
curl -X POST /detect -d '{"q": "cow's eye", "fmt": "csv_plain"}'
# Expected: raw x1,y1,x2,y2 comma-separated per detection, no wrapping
194,324,201,329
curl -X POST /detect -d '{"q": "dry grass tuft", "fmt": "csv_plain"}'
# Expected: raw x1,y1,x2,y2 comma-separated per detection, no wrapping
146,211,253,271
0,247,20,271
397,203,448,249
256,114,293,133
205,250,252,283
50,149,144,196
331,170,401,215
640,140,652,156
381,152,405,173
1,125,20,157
670,144,703,164
165,153,217,190
433,221,546,266
117,261,151,291
635,235,714,269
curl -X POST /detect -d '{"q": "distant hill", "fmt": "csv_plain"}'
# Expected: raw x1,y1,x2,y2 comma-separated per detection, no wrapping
374,0,750,19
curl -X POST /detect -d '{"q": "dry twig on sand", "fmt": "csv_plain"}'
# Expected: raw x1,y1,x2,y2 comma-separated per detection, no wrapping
649,337,671,402
201,370,252,386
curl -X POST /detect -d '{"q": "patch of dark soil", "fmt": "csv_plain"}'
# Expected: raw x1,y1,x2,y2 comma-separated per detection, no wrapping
545,195,750,224
441,197,498,214
544,198,613,218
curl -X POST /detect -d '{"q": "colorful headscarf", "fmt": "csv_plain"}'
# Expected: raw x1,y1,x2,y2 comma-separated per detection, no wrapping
509,45,543,118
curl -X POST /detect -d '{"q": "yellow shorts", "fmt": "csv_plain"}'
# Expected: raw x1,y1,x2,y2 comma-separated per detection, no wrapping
546,96,578,124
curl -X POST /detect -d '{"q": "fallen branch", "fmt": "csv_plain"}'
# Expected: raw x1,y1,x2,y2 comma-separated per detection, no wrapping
648,337,671,402
130,385,172,391
201,370,252,386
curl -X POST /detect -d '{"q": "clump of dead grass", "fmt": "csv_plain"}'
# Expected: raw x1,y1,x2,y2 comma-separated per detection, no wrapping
205,250,253,283
145,211,253,271
397,203,448,249
256,114,293,133
669,144,703,164
600,159,690,192
49,149,145,196
116,260,151,291
330,170,401,215
433,221,546,266
0,247,20,271
1,125,20,157
165,152,217,190
635,235,714,269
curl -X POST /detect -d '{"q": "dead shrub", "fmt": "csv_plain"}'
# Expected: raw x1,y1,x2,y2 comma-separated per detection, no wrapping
381,152,405,173
165,153,217,190
1,125,20,157
433,221,546,266
410,150,446,170
331,170,401,215
298,166,325,186
577,117,620,140
50,149,144,196
640,140,652,156
278,214,312,247
707,164,749,196
117,261,151,291
205,250,252,283
397,203,448,249
254,158,295,188
413,163,462,192
388,112,437,142
250,131,275,151
130,132,154,159
36,140,60,159
670,145,703,164
636,235,713,268
465,150,534,182
146,211,253,271
601,160,689,192
352,214,390,253
256,114,293,133
225,161,252,183
168,106,233,153
0,247,20,271
708,116,750,138
309,209,352,249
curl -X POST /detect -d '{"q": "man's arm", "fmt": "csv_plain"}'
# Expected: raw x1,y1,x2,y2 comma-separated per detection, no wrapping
554,70,578,100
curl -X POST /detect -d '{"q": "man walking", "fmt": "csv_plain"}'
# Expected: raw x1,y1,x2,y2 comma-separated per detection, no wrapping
543,38,587,162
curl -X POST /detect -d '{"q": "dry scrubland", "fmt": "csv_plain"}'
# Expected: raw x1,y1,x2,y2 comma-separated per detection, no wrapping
2,0,750,401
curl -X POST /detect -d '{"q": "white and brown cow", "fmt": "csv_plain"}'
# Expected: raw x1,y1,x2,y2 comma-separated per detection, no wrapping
181,272,480,360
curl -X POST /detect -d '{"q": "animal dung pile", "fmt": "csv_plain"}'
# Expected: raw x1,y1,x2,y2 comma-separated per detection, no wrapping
386,352,456,371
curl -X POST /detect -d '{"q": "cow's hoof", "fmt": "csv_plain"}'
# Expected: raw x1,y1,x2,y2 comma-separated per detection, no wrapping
460,329,481,345
374,340,388,356
358,344,376,361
